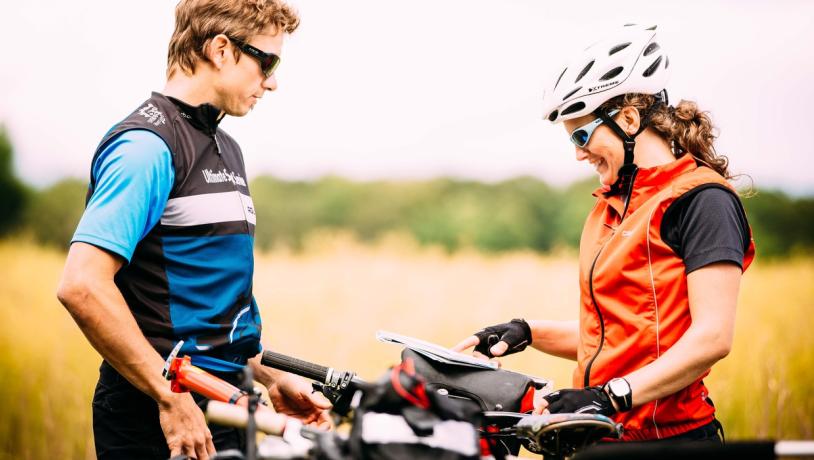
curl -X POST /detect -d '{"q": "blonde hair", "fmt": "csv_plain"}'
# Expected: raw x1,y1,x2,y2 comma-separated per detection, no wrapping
599,94,732,179
167,0,300,77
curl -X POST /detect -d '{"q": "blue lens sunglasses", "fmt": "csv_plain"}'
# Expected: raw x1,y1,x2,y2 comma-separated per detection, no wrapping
569,109,620,148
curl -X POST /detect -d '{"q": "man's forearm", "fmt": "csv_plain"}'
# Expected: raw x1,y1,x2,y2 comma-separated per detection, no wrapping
249,353,286,388
58,270,172,403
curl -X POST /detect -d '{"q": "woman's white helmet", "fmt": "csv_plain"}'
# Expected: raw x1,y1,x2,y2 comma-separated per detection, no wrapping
542,24,670,124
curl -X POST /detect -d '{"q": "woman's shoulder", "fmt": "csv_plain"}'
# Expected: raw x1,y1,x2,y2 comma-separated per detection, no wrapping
661,186,750,273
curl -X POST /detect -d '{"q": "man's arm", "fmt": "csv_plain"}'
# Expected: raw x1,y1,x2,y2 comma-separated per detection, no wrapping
60,130,215,457
57,242,216,459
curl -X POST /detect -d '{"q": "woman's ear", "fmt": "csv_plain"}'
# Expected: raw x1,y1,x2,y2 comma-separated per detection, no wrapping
204,34,231,70
619,106,641,136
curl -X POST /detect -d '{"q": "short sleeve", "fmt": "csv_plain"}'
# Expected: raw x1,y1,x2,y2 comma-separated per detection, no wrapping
71,129,174,262
661,187,750,274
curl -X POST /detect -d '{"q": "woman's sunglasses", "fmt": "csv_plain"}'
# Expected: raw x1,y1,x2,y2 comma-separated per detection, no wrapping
228,36,281,78
569,109,620,148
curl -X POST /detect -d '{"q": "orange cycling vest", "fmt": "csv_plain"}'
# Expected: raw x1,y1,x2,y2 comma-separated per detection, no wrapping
575,154,755,441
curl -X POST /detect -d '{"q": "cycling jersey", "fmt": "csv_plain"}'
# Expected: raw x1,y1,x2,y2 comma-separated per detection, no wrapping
73,92,261,372
575,154,755,440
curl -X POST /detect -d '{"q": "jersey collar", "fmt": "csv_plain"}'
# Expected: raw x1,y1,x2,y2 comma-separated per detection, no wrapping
165,94,225,135
594,154,699,219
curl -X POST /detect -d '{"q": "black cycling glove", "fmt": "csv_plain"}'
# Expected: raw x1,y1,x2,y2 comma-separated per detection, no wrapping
473,318,532,358
542,386,616,416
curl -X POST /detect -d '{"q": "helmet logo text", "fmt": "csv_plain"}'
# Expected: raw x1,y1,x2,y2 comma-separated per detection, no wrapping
588,81,619,92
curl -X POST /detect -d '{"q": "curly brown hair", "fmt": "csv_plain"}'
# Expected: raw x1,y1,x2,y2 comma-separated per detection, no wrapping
599,94,732,179
167,0,300,78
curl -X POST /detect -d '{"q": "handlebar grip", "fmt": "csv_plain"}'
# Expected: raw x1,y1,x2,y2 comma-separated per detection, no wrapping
261,350,330,383
206,401,289,435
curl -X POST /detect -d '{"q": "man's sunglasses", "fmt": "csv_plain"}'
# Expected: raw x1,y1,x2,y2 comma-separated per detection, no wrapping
228,36,281,78
569,109,620,148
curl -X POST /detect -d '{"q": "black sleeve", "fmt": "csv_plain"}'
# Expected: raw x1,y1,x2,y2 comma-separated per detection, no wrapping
661,186,750,274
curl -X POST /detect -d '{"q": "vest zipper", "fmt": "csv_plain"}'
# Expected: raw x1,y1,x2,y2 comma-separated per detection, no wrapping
212,131,255,326
583,169,638,387
583,245,607,388
212,132,252,235
212,133,222,156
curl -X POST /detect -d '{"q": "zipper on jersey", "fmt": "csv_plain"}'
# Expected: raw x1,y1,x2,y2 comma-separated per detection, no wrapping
583,169,638,387
213,132,252,234
213,133,222,156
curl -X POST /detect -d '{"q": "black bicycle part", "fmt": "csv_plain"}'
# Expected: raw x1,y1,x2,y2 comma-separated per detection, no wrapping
260,350,370,417
240,365,258,460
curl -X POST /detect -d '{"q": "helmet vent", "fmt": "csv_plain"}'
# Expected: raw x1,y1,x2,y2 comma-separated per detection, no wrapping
644,42,660,56
575,61,594,83
609,42,631,55
600,67,624,81
554,67,568,90
665,56,670,69
561,101,586,116
563,87,582,101
642,56,663,77
547,110,559,122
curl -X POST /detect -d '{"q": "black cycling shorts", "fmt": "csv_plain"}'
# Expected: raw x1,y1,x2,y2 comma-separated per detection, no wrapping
92,361,247,460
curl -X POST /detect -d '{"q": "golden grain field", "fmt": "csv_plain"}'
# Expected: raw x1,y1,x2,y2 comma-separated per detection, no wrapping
1,235,812,459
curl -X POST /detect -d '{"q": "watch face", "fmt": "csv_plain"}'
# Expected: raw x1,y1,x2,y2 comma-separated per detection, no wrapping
609,378,631,397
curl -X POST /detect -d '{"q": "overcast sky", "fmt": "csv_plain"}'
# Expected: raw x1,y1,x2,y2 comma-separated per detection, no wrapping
1,0,812,194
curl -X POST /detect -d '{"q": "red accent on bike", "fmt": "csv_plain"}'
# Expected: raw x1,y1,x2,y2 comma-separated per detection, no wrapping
520,385,536,413
167,356,269,413
390,358,430,409
480,425,501,456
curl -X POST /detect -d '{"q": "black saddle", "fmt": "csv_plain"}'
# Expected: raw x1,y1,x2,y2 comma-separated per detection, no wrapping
402,348,544,413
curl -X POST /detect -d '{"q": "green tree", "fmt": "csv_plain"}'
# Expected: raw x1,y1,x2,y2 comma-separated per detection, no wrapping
22,179,88,248
742,190,814,258
0,126,29,235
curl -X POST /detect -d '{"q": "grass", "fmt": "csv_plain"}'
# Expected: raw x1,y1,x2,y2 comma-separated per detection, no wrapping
1,235,812,459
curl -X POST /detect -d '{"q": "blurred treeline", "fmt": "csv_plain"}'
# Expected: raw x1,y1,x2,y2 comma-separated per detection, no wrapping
1,127,813,257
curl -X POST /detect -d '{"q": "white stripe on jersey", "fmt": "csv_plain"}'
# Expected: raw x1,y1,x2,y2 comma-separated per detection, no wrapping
161,191,256,226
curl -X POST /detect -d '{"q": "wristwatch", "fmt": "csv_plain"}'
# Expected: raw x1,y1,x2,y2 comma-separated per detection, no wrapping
604,378,633,412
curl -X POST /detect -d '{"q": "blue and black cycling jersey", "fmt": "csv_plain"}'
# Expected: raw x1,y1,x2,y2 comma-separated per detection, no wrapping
73,93,261,372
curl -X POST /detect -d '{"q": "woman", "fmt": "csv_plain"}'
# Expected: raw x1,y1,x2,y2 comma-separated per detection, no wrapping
454,24,754,442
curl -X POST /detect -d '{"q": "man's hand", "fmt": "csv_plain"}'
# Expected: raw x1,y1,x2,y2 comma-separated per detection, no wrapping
266,372,332,429
159,392,216,460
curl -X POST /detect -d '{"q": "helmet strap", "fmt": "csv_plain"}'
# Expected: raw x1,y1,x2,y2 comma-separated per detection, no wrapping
596,110,641,197
596,96,667,198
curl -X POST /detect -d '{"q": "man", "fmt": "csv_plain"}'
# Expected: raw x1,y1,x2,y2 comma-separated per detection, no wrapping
56,1,330,459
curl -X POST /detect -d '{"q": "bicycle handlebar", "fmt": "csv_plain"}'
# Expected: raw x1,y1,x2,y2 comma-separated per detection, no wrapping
261,350,332,383
206,400,289,435
260,350,369,417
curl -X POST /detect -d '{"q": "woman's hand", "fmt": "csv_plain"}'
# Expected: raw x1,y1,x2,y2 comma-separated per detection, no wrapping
452,319,533,358
539,387,616,416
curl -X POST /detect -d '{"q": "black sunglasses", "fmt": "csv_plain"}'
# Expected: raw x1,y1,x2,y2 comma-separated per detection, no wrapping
227,36,281,78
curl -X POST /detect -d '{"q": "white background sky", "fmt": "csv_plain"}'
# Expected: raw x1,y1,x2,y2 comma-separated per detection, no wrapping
1,0,813,194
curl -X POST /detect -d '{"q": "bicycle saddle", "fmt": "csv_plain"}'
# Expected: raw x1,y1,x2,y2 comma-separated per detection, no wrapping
402,348,543,413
